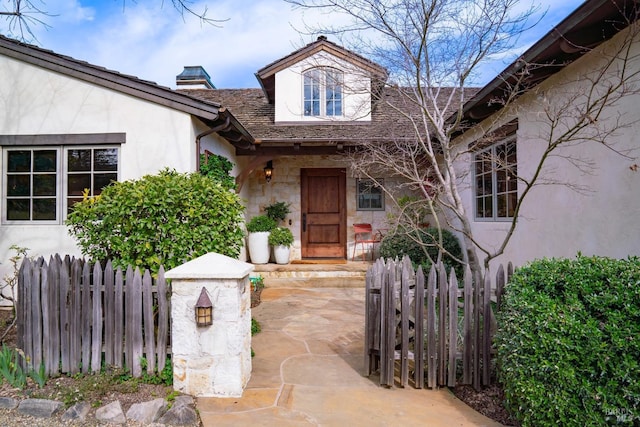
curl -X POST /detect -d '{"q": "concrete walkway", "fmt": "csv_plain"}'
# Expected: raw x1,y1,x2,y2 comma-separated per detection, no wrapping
197,287,503,427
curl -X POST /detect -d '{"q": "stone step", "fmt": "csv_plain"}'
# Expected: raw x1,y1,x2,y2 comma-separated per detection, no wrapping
263,275,365,288
251,261,370,288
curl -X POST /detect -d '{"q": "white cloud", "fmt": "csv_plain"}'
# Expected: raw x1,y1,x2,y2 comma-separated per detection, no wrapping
6,0,585,89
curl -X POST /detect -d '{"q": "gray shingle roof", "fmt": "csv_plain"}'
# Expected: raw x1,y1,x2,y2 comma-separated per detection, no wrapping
180,86,478,147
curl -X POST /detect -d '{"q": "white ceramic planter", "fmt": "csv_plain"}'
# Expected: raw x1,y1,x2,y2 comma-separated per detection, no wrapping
273,245,291,265
248,232,270,264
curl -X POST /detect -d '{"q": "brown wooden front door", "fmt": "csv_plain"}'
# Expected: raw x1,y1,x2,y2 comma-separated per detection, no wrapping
301,168,346,258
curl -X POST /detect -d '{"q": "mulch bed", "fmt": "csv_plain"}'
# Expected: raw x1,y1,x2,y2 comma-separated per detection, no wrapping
451,383,520,426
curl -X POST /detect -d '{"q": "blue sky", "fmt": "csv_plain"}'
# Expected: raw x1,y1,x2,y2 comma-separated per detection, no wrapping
1,0,585,89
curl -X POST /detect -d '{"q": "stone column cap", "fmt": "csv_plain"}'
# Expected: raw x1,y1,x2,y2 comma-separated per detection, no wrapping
165,253,254,280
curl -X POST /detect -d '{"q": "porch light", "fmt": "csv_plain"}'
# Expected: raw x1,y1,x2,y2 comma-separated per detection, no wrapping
264,160,274,183
195,287,213,327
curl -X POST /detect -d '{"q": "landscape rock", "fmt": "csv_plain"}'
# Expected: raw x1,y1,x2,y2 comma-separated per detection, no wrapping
126,398,168,423
17,398,64,417
173,395,194,408
0,397,18,409
96,400,126,424
158,402,198,426
61,401,91,422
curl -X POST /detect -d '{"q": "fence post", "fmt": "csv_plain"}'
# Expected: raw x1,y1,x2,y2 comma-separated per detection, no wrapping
166,253,254,397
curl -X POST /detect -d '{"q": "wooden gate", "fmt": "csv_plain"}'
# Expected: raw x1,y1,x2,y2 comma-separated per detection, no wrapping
364,256,512,389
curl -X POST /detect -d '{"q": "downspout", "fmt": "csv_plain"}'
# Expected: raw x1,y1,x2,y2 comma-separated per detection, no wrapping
195,114,231,171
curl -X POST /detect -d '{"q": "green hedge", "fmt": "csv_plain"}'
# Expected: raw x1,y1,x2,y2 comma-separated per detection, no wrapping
66,168,245,273
379,227,463,276
496,256,640,426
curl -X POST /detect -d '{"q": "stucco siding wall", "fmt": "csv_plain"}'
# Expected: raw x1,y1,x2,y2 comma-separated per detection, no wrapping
0,56,219,281
455,29,640,269
273,52,372,122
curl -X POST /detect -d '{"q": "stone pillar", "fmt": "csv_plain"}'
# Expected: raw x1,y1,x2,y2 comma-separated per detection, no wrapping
165,253,254,397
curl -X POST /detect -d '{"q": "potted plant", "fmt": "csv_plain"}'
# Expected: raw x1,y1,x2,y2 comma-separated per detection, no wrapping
268,226,294,265
246,215,277,264
264,201,291,224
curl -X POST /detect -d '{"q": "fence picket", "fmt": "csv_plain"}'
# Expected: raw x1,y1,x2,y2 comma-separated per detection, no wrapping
17,258,28,371
447,269,458,387
17,256,170,379
48,257,61,377
40,260,51,375
104,261,115,366
462,267,473,385
114,268,124,367
30,259,42,373
495,264,505,311
81,262,91,374
426,264,437,389
400,256,411,387
69,259,82,374
124,266,134,374
130,269,144,377
482,272,492,387
437,263,447,386
59,258,70,373
414,266,425,389
142,270,156,374
364,258,513,390
91,263,103,373
156,266,169,373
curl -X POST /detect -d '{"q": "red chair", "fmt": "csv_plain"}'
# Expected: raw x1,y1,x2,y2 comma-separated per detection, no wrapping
353,223,381,261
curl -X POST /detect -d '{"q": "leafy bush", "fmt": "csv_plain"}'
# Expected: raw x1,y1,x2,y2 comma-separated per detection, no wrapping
379,227,463,276
496,256,640,426
246,215,277,233
199,153,236,190
268,227,294,247
66,169,245,273
264,201,291,223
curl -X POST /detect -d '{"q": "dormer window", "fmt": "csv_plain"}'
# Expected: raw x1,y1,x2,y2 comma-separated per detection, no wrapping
303,68,343,117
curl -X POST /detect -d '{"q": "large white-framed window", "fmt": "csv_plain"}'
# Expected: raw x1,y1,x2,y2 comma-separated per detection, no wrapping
356,178,384,211
474,136,517,221
303,67,343,117
2,142,120,224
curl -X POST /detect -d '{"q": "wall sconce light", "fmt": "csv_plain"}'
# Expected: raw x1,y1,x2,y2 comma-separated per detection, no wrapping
195,287,213,327
264,160,273,183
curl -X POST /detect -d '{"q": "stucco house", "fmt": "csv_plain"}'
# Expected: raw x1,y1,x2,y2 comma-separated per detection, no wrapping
451,0,640,268
1,0,638,280
178,36,441,261
0,35,255,282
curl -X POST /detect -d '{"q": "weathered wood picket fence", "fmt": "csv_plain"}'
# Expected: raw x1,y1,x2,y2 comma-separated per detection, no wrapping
364,256,513,390
17,255,170,378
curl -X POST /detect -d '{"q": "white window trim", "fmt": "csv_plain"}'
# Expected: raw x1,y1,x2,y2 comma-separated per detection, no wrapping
473,135,517,222
302,67,344,118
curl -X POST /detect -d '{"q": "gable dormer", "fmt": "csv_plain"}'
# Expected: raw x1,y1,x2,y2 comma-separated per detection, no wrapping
255,36,388,123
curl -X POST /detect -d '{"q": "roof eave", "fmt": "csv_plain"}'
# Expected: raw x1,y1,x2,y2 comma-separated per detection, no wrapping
455,0,638,129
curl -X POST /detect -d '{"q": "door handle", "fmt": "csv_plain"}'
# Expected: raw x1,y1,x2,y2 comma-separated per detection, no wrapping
302,213,307,232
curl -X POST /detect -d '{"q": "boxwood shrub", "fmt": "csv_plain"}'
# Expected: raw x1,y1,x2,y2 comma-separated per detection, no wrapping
379,227,463,276
495,256,640,426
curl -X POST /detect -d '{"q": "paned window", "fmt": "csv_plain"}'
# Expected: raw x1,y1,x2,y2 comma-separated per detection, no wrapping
304,68,343,117
3,145,119,224
357,179,384,211
474,137,517,220
6,149,58,221
67,148,118,213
